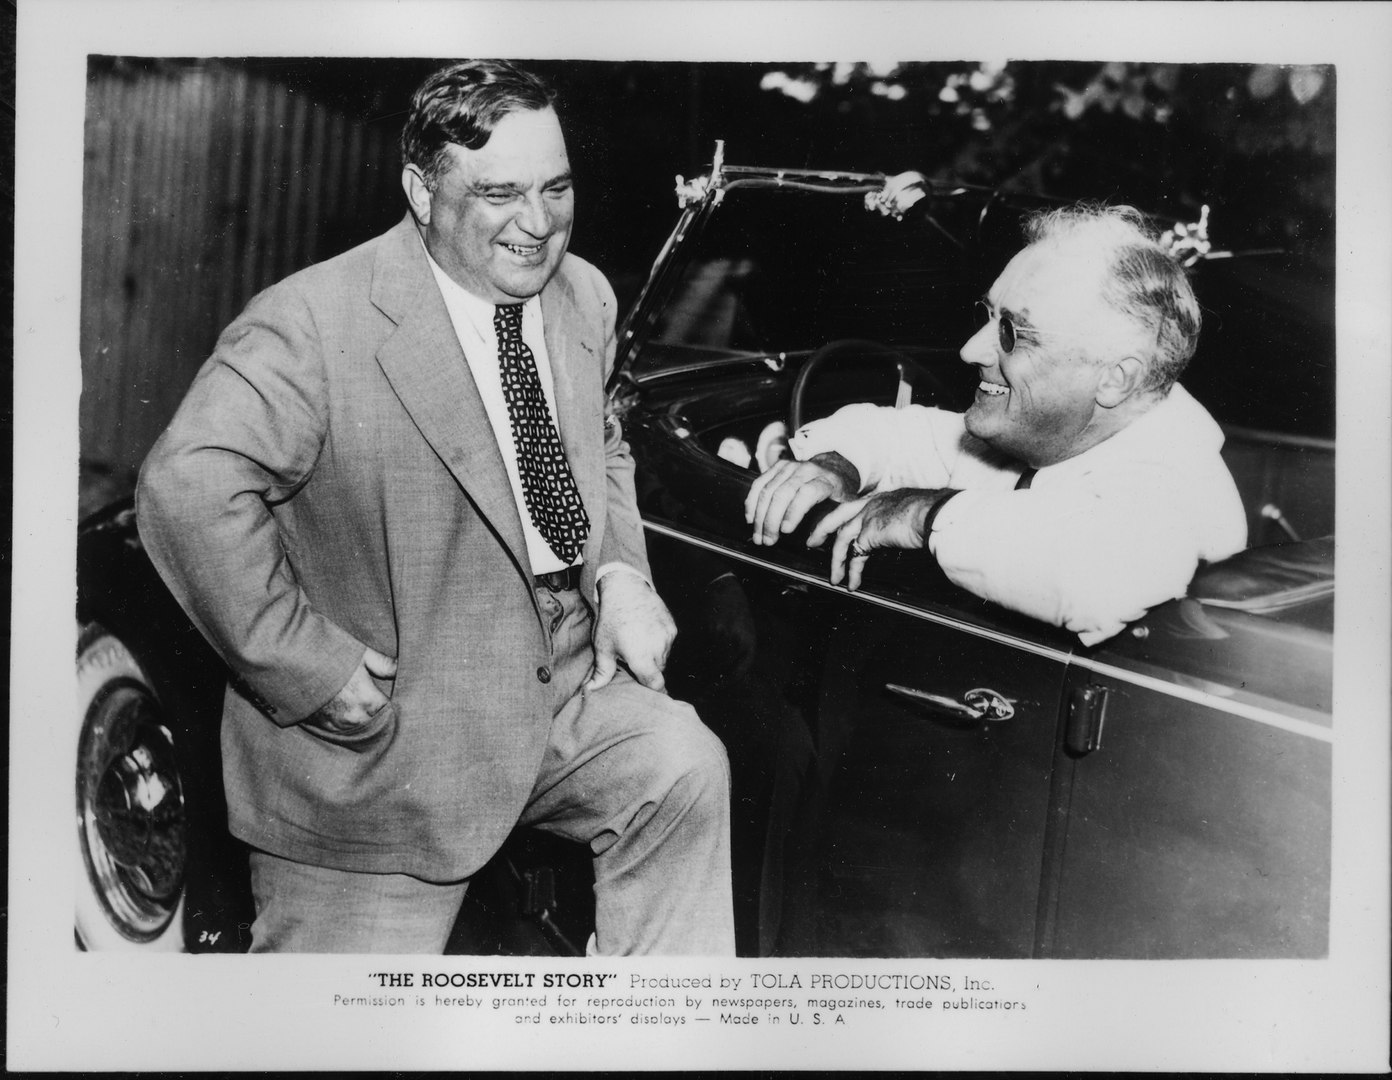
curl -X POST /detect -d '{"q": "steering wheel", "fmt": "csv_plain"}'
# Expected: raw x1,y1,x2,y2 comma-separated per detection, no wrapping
788,339,951,435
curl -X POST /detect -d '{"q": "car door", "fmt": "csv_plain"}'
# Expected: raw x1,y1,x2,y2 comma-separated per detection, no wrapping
647,511,1074,958
804,589,1071,957
1038,584,1333,959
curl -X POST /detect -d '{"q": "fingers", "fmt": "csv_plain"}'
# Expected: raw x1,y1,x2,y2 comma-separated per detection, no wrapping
747,460,810,539
774,481,833,544
744,459,792,535
362,646,398,679
584,647,618,692
745,461,833,545
312,662,390,733
828,516,858,587
627,655,667,693
744,456,787,504
357,648,396,716
824,490,940,591
607,628,670,693
584,644,668,694
807,498,865,549
825,509,874,589
350,663,391,716
846,546,869,591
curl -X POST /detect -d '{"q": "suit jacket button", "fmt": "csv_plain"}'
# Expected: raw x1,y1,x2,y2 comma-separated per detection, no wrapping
536,665,551,684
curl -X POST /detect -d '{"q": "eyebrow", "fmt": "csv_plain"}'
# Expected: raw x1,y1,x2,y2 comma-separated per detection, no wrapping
470,170,573,194
980,293,1039,332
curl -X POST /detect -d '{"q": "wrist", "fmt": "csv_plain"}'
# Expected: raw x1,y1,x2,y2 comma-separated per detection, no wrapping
921,489,960,546
597,566,652,598
811,451,862,498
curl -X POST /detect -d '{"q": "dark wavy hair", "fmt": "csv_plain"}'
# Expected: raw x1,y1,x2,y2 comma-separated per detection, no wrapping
1023,203,1202,393
400,60,558,189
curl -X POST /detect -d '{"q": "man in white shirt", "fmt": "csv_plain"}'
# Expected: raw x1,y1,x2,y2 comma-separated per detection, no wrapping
138,61,734,953
746,202,1247,646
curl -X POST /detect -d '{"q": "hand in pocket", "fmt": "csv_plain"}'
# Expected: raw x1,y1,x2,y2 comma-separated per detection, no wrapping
302,646,397,743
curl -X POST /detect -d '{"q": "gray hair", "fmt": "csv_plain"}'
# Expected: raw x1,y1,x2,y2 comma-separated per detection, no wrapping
1022,203,1202,392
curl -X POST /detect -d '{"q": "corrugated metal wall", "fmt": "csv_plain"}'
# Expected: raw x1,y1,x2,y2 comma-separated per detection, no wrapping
79,60,399,475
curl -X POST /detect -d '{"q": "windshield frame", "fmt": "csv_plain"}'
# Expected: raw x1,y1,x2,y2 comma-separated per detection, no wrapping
609,146,924,397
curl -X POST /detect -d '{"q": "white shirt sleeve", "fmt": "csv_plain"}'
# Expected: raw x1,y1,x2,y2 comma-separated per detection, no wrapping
787,391,1246,646
789,403,966,491
930,463,1231,645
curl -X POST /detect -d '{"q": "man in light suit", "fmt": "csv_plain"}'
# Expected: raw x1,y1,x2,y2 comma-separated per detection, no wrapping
137,60,735,954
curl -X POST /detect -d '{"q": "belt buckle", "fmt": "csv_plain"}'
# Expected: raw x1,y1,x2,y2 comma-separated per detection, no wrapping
537,567,576,592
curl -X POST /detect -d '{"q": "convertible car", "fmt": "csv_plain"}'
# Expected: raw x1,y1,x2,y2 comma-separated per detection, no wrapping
76,146,1335,958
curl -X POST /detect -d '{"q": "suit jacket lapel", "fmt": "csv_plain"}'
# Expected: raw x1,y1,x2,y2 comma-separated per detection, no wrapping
370,217,531,576
541,275,604,559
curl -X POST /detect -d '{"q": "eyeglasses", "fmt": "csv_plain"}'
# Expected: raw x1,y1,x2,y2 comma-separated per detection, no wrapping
975,300,1019,353
974,299,1031,354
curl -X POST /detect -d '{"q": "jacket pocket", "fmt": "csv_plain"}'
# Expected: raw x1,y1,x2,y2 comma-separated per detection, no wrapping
299,700,399,754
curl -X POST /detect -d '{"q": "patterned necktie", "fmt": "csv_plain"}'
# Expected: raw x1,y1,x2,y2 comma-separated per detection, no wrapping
494,303,590,564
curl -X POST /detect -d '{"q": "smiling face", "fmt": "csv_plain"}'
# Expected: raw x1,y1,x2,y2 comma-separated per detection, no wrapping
405,106,574,303
960,242,1149,467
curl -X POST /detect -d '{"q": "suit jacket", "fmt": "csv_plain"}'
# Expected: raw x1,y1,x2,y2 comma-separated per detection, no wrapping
137,214,651,880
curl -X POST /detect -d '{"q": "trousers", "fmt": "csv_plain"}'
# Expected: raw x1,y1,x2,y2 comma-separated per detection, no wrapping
247,583,735,954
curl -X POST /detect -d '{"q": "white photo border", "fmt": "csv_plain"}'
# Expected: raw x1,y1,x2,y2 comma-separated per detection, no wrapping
11,1,1390,1071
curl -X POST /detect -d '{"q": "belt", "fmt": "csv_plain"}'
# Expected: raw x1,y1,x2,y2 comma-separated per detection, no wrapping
534,565,582,592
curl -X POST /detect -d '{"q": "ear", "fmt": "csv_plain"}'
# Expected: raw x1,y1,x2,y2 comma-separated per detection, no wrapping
402,164,433,226
1095,355,1147,408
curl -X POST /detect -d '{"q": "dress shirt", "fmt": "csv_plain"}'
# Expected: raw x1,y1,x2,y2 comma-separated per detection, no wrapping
424,247,647,589
789,384,1247,645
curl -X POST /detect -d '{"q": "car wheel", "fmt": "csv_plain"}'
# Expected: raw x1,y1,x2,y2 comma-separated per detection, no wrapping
75,623,187,951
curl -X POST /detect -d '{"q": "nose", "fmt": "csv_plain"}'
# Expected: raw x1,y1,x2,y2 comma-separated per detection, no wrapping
960,321,996,369
515,192,552,239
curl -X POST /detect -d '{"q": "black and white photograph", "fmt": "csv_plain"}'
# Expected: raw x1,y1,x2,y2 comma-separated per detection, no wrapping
10,0,1390,1072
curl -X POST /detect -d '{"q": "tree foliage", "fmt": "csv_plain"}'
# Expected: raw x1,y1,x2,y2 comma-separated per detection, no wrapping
758,61,1335,268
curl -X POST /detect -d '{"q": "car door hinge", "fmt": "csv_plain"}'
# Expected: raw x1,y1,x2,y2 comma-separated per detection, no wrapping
1065,683,1110,757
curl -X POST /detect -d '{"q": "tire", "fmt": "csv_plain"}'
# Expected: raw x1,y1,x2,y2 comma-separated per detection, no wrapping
75,623,187,951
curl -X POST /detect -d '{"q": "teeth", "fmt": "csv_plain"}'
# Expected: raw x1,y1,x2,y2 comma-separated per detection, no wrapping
977,381,1008,396
504,243,542,255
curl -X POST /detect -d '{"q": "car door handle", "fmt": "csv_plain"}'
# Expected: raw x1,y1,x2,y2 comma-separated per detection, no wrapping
885,683,1016,728
1064,683,1110,756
